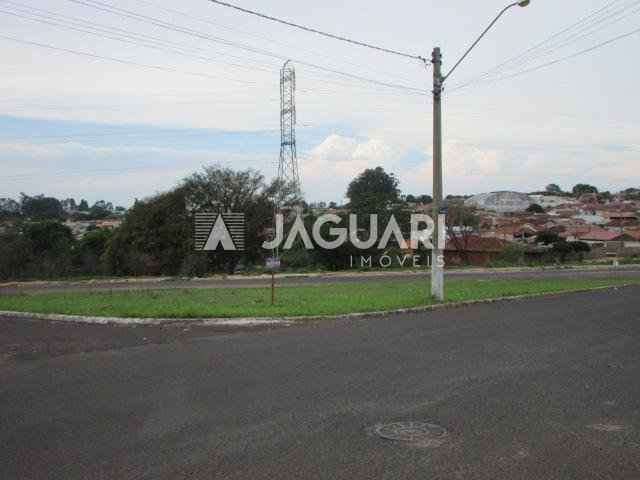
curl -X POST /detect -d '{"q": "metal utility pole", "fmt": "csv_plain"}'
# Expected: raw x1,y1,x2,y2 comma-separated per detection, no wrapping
429,0,531,302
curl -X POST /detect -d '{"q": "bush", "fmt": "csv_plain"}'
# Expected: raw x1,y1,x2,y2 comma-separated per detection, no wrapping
489,244,527,267
70,228,113,275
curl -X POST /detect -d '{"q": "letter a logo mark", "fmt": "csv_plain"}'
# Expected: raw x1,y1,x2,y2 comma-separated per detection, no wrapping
195,212,245,251
204,215,236,251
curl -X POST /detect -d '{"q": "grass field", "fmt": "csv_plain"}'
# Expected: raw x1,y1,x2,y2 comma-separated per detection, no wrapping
0,277,638,319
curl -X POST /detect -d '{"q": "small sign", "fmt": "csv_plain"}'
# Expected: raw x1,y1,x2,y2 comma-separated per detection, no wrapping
266,257,281,271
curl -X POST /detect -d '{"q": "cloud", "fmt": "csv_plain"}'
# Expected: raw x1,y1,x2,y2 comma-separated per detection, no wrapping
400,140,640,196
301,134,405,202
0,141,273,205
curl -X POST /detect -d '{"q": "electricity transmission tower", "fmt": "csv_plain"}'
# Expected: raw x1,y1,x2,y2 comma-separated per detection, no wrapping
278,60,300,194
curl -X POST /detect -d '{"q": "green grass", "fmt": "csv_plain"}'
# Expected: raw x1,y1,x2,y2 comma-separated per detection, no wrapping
0,277,638,319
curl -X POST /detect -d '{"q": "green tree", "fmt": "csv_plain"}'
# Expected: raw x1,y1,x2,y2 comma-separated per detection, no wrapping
105,166,295,276
0,198,21,218
572,184,598,196
347,167,399,214
0,228,31,279
104,188,191,276
621,188,640,200
598,191,613,202
88,200,114,219
20,194,64,219
23,221,75,278
551,240,573,263
74,228,114,274
526,203,545,214
536,231,561,245
546,183,563,194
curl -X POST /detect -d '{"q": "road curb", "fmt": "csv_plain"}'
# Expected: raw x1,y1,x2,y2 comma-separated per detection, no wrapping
2,265,639,290
0,284,634,327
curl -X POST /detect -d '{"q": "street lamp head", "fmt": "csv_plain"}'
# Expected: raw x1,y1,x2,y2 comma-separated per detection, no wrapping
518,0,531,7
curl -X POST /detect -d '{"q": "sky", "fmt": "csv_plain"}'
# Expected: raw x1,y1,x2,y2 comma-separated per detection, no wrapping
0,0,639,206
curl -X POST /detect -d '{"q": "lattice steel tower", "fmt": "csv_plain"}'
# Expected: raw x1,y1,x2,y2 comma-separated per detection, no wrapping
278,60,300,194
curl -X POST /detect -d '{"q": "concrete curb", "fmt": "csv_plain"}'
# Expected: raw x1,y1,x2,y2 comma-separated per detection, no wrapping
0,284,634,327
2,264,639,290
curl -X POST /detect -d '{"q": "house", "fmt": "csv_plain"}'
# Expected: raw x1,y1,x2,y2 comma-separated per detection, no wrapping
529,194,577,209
444,236,509,266
95,219,123,230
483,223,539,242
576,229,627,244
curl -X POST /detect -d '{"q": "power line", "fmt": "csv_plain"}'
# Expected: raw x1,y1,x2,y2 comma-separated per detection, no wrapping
128,0,421,87
0,33,258,85
63,0,426,94
1,1,422,98
206,0,427,63
473,0,640,82
451,24,640,92
0,4,279,76
448,0,640,93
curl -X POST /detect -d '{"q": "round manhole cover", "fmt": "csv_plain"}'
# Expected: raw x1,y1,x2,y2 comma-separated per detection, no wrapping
374,421,448,447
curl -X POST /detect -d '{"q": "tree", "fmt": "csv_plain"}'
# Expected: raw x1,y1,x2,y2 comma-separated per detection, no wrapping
60,198,77,213
526,203,545,214
22,221,75,278
572,184,598,196
405,194,417,203
74,228,113,274
551,240,573,263
78,199,89,211
621,188,640,200
105,165,294,276
104,188,192,276
598,191,613,202
0,198,21,218
88,200,114,219
536,231,561,245
0,227,31,280
546,183,563,195
20,194,63,220
347,167,399,214
417,194,433,204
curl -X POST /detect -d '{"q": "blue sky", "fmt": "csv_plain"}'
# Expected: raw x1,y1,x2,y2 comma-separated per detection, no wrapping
0,0,639,205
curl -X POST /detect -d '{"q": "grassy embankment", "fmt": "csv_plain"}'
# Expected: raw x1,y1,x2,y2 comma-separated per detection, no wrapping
0,277,638,318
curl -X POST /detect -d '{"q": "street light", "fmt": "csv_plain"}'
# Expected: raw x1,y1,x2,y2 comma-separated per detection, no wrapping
430,1,531,301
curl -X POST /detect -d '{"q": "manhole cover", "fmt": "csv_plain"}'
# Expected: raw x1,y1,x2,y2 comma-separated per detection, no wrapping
374,421,448,447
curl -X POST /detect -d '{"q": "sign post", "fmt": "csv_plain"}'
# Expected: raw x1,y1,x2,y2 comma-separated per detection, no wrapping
265,256,281,305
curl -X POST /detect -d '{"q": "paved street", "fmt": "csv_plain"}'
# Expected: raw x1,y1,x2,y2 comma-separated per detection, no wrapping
1,266,640,295
2,287,640,479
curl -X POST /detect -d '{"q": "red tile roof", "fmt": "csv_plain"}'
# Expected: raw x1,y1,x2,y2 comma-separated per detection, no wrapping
576,229,625,242
446,236,509,252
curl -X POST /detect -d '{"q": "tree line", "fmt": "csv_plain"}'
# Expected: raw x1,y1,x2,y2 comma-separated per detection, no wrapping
0,194,126,220
0,165,435,280
0,166,636,281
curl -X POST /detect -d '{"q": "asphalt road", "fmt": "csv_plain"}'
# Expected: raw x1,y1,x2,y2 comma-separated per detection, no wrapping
2,287,640,479
2,266,640,295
